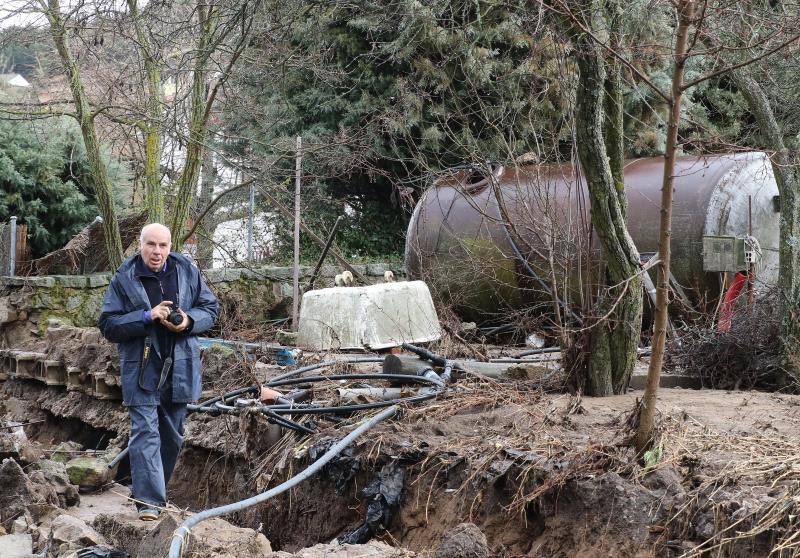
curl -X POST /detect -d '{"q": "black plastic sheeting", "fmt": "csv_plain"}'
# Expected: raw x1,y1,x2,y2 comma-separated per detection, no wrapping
338,462,405,544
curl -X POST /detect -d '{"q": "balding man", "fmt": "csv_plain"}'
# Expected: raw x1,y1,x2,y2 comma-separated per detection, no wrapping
98,223,218,521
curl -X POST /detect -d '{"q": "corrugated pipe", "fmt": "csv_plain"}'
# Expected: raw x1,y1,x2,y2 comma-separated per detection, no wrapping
167,405,399,558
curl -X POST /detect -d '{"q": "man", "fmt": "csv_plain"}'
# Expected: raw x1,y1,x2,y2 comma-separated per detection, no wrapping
98,223,218,521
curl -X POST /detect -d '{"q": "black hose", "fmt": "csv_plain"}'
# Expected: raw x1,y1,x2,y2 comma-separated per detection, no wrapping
268,357,384,384
512,346,560,358
401,343,447,367
268,372,442,389
213,401,316,434
269,393,438,414
110,362,443,470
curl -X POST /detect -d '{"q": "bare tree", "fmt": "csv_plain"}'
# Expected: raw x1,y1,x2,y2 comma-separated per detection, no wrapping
41,0,124,269
699,2,800,386
562,0,644,395
127,0,165,222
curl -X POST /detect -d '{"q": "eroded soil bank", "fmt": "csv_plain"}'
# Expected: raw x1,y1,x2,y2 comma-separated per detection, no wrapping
4,369,800,557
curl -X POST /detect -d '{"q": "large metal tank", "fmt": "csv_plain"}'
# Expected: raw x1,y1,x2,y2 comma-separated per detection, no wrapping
405,152,779,322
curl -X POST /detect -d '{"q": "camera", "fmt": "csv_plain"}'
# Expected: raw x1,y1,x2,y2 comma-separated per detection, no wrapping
167,307,184,326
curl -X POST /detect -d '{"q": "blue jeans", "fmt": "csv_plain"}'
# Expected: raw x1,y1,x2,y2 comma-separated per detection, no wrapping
128,383,188,508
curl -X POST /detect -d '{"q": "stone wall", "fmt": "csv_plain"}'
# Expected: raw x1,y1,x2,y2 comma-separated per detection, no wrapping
0,263,404,345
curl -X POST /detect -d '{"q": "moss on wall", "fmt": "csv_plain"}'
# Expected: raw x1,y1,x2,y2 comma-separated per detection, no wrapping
1,263,405,335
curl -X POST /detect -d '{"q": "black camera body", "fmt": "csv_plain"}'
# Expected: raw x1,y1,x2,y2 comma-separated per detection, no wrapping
167,307,184,326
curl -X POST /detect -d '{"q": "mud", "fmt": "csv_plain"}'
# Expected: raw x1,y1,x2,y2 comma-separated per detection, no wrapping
3,339,800,557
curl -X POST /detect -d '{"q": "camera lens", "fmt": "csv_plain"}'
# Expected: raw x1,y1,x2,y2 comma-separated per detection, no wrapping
169,311,183,326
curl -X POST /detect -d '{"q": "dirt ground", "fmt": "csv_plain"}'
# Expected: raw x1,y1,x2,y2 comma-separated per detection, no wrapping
215,373,800,558
4,359,800,557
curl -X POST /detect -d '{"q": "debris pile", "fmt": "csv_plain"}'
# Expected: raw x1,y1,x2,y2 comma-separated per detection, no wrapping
665,292,785,390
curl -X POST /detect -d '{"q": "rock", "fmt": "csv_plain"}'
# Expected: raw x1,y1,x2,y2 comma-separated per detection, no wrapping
0,296,19,323
0,533,33,557
28,461,80,508
12,515,30,534
641,464,687,500
435,523,490,558
136,513,271,558
0,458,60,530
18,442,45,465
276,329,298,346
50,442,84,463
46,316,72,328
65,457,111,490
0,432,22,461
50,514,104,547
134,513,179,558
93,514,147,558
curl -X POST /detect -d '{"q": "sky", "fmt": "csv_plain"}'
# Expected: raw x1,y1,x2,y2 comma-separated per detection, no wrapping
0,0,150,29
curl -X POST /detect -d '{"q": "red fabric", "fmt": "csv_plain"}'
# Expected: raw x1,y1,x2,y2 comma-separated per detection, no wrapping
717,272,748,331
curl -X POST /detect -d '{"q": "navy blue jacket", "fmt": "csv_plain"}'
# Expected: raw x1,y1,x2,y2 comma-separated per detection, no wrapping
98,253,219,406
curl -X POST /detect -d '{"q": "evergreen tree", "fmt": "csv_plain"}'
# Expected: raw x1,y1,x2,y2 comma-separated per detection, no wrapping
0,117,110,257
223,0,569,259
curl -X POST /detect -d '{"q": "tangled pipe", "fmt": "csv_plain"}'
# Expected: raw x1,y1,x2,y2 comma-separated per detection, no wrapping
167,405,399,558
402,343,456,383
108,356,438,470
166,351,451,556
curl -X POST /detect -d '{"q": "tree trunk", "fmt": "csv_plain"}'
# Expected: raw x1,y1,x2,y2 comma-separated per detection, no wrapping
732,71,800,384
636,0,695,452
169,1,212,248
195,142,218,269
45,0,123,270
573,23,643,396
127,0,165,223
603,0,627,217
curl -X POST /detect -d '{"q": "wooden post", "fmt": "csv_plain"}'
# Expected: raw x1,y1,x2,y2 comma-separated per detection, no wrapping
16,223,28,273
292,136,302,331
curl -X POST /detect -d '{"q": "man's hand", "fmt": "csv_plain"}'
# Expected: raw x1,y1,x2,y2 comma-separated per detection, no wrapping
161,308,191,333
150,301,173,322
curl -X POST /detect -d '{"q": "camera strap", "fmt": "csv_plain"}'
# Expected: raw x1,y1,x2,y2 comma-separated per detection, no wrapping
138,261,178,394
138,334,175,393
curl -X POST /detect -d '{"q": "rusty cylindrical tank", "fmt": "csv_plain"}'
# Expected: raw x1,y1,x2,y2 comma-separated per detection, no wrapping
405,153,779,322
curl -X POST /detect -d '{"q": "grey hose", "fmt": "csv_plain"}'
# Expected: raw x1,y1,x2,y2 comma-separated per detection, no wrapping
168,405,398,558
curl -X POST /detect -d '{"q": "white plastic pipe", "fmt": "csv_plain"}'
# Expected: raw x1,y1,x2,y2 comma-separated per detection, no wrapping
168,405,398,558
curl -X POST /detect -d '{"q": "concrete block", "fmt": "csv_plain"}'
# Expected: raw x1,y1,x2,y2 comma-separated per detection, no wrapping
13,352,44,379
86,273,111,288
297,280,441,351
24,276,56,288
66,367,93,393
40,360,66,386
92,375,122,401
55,275,88,288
